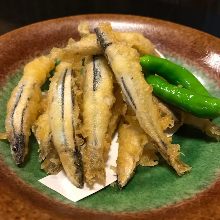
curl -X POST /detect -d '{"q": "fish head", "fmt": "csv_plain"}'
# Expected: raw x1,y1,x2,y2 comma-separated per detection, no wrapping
10,134,25,165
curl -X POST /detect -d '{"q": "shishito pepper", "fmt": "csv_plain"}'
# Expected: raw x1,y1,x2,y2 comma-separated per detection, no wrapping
140,55,210,96
146,75,220,119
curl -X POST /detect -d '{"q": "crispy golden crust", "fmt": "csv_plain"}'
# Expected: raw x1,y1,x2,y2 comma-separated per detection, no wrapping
103,84,127,163
49,28,155,60
117,32,155,55
117,121,148,187
139,143,159,167
5,56,54,164
78,22,90,37
48,62,84,188
82,56,115,186
32,107,62,175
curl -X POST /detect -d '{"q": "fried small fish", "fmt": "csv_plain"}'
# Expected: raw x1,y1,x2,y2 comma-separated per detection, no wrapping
48,62,84,188
117,119,148,188
5,56,54,165
95,23,190,175
82,56,115,186
181,111,220,141
32,105,62,175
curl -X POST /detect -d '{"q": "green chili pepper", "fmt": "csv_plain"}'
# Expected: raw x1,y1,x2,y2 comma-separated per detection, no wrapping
146,75,220,118
140,55,210,96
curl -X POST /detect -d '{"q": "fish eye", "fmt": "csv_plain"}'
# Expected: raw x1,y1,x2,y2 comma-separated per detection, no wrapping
12,146,18,152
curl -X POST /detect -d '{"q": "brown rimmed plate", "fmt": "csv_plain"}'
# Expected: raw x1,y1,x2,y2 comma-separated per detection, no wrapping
0,14,220,220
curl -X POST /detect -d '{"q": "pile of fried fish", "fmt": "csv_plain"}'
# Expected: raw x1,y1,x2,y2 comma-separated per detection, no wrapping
2,22,220,188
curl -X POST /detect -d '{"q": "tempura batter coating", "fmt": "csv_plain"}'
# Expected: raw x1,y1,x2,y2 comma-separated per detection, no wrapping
5,56,54,164
117,120,148,188
48,62,84,188
82,56,115,186
32,108,62,174
103,84,127,162
139,142,159,167
49,30,155,62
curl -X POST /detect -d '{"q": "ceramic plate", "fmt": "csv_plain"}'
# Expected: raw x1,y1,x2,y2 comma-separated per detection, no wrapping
0,14,220,220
